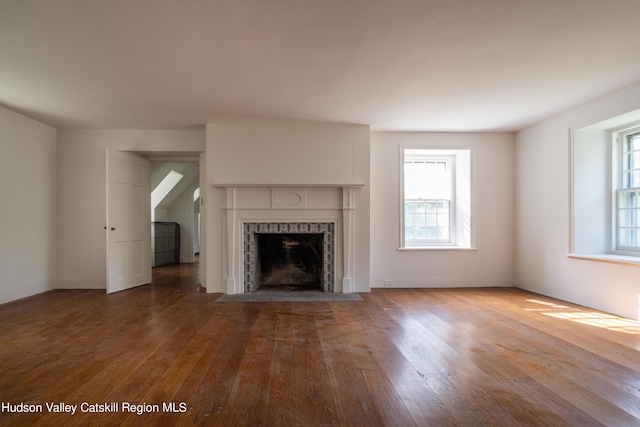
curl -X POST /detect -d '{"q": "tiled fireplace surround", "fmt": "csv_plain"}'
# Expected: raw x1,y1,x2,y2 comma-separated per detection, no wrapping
216,184,362,294
244,222,334,292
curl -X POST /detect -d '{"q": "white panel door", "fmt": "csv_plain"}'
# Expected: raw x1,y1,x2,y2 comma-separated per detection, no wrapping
106,150,151,293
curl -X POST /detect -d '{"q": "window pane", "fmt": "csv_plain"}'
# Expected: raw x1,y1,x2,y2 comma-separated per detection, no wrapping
630,171,640,188
619,209,635,227
623,153,633,174
405,225,414,239
619,191,636,208
404,159,450,199
438,226,449,240
404,197,452,243
622,135,640,188
405,201,415,213
405,213,414,227
438,212,449,227
632,152,640,171
617,186,640,250
619,228,636,246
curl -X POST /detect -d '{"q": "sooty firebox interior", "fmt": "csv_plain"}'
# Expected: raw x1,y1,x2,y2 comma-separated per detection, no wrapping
256,233,323,291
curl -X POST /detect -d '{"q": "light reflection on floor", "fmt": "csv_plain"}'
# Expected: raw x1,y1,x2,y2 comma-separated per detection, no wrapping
524,299,640,335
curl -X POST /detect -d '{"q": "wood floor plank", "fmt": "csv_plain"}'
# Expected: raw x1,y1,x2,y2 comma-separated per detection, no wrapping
262,303,339,426
179,303,261,426
359,292,469,426
364,291,516,426
316,301,391,426
226,302,286,426
1,264,640,426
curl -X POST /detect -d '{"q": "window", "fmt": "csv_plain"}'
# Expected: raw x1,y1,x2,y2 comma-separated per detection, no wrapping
401,148,471,248
570,110,640,262
614,127,640,254
404,155,453,244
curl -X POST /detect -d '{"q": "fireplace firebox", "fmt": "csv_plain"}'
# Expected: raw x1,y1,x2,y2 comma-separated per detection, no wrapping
243,222,335,292
256,233,323,291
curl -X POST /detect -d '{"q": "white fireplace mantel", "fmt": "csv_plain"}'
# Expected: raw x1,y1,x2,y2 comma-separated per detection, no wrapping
213,183,364,294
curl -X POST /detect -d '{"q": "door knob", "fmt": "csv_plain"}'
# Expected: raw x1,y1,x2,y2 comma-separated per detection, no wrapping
111,227,115,230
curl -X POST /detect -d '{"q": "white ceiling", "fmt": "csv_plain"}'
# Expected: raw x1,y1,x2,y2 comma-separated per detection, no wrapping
1,0,640,132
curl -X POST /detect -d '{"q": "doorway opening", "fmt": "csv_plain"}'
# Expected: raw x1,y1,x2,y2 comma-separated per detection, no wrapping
150,162,200,271
106,150,205,293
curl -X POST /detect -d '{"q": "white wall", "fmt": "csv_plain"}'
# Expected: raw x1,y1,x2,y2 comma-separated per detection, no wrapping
515,81,640,320
0,106,57,304
57,129,205,289
167,176,199,263
205,122,371,293
370,132,515,288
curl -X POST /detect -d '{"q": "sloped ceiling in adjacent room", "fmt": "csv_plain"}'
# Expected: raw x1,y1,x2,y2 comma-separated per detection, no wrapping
151,162,199,211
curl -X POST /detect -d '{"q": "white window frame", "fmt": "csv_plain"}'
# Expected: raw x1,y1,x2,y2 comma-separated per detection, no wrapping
404,154,455,246
612,125,640,255
399,147,472,249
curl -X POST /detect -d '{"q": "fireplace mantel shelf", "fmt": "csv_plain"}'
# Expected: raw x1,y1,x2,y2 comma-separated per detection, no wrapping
213,183,365,188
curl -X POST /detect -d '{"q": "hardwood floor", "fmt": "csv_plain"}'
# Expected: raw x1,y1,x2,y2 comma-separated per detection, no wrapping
1,262,639,426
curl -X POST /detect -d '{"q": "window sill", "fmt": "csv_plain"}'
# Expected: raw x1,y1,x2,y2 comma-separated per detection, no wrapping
398,246,478,251
567,253,640,265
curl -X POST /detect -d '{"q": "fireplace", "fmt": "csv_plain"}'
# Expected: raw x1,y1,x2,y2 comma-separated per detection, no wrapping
243,222,334,292
215,184,362,294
